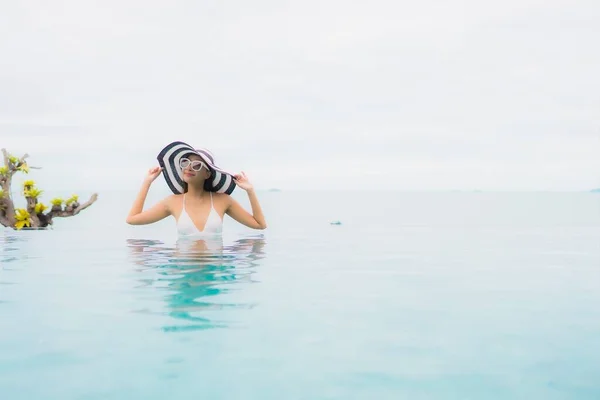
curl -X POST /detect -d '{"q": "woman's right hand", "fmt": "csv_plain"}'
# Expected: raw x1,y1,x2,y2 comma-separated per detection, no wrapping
144,166,163,184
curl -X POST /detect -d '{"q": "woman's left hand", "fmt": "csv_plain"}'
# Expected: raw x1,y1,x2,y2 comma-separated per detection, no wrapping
233,171,254,191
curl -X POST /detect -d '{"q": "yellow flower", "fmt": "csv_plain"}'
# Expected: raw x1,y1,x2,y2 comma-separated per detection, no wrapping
50,198,64,206
15,208,30,219
15,220,30,230
23,180,35,187
17,163,29,173
0,166,7,175
34,203,48,214
24,188,43,198
0,189,4,198
66,194,79,205
14,208,31,230
8,155,18,165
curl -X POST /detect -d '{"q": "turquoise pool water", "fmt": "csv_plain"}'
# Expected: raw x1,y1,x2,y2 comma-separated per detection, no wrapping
1,191,599,399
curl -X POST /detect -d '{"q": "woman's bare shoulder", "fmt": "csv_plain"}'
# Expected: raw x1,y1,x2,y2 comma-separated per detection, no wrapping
163,193,182,201
212,192,232,206
212,192,231,199
162,193,183,209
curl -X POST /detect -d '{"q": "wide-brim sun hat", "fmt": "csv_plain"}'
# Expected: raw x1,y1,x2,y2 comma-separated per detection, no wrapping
157,141,237,195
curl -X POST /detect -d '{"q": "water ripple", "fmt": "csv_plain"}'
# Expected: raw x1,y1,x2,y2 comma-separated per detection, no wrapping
125,235,266,331
0,234,27,266
0,234,29,294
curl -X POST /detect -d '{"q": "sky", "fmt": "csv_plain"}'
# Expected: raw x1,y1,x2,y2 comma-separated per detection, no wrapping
0,0,599,193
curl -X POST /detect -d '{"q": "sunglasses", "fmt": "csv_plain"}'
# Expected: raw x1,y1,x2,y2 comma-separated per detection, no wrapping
179,157,207,172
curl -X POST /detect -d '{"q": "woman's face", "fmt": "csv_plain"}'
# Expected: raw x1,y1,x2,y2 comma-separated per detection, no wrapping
180,154,211,183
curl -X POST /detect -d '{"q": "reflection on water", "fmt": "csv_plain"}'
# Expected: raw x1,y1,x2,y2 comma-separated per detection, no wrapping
0,233,29,304
126,235,267,332
0,233,26,266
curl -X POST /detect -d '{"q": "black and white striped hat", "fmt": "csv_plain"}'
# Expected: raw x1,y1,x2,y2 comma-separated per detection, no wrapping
157,141,237,195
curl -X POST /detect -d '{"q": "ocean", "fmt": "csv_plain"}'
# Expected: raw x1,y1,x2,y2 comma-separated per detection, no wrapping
1,190,599,399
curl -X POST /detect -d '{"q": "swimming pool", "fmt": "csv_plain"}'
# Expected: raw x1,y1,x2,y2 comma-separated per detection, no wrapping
1,191,599,399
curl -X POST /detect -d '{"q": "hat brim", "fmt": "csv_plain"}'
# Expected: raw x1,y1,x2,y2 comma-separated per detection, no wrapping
157,141,236,195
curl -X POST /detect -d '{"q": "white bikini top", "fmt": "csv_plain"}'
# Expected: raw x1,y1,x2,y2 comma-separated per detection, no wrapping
176,192,223,238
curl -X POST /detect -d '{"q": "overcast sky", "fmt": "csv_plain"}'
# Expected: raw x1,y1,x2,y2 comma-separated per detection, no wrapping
1,0,599,193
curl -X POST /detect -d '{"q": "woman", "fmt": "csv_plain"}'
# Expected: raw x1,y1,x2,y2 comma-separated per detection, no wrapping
125,141,267,237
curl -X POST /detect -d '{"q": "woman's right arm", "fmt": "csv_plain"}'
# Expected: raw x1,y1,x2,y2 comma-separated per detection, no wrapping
125,167,171,225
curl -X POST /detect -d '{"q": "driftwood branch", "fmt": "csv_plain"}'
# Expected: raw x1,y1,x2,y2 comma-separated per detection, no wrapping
0,148,20,226
2,149,29,176
0,213,11,228
0,148,98,230
25,195,40,227
49,193,98,219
